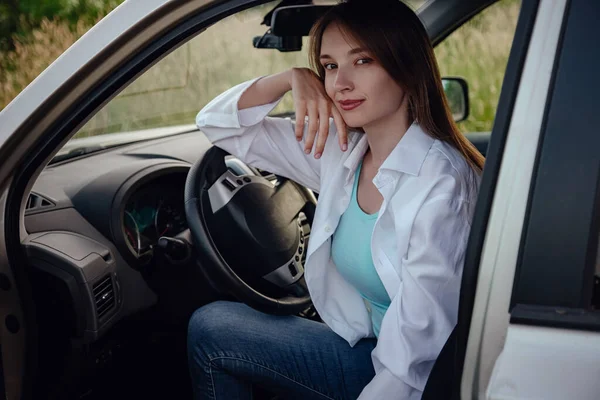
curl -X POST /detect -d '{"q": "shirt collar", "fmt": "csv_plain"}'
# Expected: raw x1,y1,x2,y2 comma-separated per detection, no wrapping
343,122,435,185
343,131,369,185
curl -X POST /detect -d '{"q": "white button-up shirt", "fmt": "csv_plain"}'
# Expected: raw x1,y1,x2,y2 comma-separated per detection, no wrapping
196,77,481,399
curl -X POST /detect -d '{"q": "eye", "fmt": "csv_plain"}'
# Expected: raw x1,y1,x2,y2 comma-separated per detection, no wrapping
356,58,373,65
323,63,337,70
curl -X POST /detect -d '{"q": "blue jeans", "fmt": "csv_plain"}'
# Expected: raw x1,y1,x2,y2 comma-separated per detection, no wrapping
187,301,377,400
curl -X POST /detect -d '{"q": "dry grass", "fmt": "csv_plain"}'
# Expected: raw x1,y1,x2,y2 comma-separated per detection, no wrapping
1,0,520,136
0,18,92,110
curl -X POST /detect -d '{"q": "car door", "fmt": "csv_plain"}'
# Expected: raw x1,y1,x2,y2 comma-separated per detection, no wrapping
461,0,600,398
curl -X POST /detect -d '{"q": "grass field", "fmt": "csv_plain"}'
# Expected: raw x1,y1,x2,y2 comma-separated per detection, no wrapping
0,0,520,136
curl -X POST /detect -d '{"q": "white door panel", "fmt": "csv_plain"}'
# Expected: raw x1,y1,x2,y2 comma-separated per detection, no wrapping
460,0,568,398
487,325,600,400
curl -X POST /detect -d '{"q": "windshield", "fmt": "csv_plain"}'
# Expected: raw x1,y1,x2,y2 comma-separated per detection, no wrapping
70,2,312,143
62,0,426,158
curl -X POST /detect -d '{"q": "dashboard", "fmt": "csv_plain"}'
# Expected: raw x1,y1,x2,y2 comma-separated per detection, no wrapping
23,130,215,341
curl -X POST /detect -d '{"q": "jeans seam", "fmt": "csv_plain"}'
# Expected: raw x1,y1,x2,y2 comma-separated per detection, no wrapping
209,354,337,400
209,362,217,400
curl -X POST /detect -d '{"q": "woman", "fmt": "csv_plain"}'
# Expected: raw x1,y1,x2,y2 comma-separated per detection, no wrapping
188,0,483,399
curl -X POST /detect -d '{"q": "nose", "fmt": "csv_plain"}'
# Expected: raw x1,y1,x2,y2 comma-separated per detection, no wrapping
333,67,353,92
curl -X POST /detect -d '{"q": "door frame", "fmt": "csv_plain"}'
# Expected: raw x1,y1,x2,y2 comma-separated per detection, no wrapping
460,0,569,397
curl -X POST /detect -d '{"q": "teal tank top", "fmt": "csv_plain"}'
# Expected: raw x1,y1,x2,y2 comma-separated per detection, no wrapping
331,161,391,338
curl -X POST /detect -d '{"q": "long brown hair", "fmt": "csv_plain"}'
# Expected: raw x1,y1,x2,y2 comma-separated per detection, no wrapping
308,0,485,171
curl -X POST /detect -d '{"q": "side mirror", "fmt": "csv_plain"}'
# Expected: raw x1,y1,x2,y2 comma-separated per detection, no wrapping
442,77,469,123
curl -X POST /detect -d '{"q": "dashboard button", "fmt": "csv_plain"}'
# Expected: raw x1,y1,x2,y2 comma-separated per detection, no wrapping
221,179,236,192
288,263,298,277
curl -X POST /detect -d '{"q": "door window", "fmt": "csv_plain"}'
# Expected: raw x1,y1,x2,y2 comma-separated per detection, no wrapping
435,0,521,133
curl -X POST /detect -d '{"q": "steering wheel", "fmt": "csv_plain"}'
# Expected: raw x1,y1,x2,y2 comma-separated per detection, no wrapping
184,146,316,315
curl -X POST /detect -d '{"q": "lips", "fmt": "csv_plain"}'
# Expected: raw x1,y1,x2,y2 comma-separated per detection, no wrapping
338,99,364,111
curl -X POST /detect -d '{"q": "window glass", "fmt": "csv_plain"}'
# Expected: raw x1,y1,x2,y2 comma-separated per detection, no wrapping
435,0,521,133
73,1,308,139
68,0,433,142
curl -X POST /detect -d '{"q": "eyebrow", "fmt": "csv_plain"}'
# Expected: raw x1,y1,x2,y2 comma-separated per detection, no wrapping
319,47,369,60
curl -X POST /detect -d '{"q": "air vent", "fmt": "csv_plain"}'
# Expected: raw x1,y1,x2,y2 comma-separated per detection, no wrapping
25,192,55,211
93,275,115,320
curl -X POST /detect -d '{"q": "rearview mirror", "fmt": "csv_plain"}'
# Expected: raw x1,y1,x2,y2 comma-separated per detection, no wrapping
271,5,332,36
253,4,332,52
442,77,469,122
253,33,302,52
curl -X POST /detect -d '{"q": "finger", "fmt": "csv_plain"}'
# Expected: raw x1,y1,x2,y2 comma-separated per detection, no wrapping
294,101,307,141
314,103,330,159
332,107,348,151
304,103,319,154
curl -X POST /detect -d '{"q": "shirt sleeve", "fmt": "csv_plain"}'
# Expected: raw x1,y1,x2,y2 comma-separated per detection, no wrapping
358,196,472,400
196,77,322,192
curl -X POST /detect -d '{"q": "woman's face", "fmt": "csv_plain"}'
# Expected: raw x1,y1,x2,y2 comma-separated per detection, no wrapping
319,22,407,130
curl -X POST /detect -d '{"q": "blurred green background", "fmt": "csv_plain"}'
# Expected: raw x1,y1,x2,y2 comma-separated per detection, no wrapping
0,0,123,51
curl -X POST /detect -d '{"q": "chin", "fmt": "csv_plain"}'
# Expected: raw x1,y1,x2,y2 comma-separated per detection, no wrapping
339,113,366,128
345,118,370,130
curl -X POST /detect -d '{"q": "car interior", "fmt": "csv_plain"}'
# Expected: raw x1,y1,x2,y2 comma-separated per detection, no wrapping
17,1,502,399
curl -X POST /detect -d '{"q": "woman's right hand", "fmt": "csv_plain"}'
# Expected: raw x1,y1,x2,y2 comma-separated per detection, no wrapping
288,67,348,159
